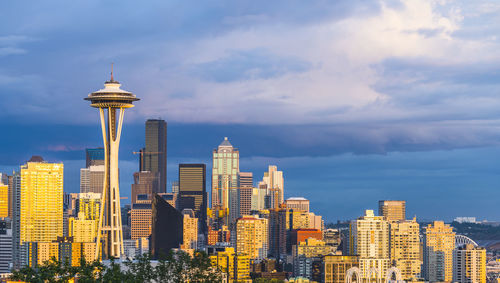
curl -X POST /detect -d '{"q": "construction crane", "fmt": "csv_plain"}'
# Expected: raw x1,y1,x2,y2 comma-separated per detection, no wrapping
132,150,163,171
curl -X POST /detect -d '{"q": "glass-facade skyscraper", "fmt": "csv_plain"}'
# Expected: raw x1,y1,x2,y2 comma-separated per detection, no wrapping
211,137,239,210
141,119,167,194
178,164,207,235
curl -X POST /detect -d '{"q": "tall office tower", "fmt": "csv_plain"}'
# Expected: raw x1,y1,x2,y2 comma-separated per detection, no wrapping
350,210,390,280
236,216,268,260
85,71,139,259
150,194,183,259
209,247,251,281
453,244,486,283
181,210,198,251
0,218,12,273
79,165,105,194
86,148,105,167
285,197,309,212
423,221,455,282
321,255,360,283
390,218,421,281
178,164,207,234
212,137,239,211
69,212,97,243
171,181,179,194
131,171,158,204
76,193,101,221
130,202,152,240
259,165,284,209
141,119,167,193
0,182,8,218
308,212,323,230
378,200,406,222
20,157,64,244
238,172,253,216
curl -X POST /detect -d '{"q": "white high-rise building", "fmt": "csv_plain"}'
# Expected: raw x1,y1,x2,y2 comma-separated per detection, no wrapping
259,165,284,209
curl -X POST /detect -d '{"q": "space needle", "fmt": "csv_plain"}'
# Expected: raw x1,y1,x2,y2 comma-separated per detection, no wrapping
85,66,139,259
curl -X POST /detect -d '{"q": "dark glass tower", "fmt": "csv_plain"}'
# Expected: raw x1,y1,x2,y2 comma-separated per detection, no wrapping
150,194,183,259
178,164,207,235
85,148,104,167
141,119,167,193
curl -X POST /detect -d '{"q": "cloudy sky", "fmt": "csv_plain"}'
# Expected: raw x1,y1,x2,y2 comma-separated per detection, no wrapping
1,0,500,222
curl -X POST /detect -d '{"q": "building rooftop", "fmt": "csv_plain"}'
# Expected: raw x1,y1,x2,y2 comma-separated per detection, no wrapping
286,197,308,201
219,137,232,147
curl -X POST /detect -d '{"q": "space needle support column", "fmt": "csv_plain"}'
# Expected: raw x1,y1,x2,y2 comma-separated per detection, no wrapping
86,70,139,260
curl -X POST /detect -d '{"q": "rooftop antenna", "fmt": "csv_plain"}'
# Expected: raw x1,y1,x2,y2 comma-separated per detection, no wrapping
110,62,114,81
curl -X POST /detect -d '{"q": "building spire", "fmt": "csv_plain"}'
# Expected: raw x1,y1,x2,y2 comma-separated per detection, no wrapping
110,62,114,82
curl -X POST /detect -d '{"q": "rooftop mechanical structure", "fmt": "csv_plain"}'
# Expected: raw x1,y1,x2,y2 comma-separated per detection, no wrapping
85,68,139,259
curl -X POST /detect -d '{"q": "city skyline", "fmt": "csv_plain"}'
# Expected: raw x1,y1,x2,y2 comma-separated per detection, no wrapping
2,0,500,223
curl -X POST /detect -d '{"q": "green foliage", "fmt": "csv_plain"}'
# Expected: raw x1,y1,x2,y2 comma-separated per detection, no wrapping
9,250,222,283
254,278,285,283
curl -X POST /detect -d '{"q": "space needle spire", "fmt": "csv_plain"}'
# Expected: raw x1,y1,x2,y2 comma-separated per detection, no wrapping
85,68,139,259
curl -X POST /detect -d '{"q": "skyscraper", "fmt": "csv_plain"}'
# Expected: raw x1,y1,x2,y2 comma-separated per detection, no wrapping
236,216,268,260
79,164,105,194
238,172,253,216
453,244,486,283
178,164,207,234
141,119,167,193
350,210,390,280
85,148,105,167
85,70,139,259
130,202,152,240
20,157,64,244
150,194,183,259
285,197,309,212
0,219,12,273
423,221,455,282
0,182,8,218
390,218,421,281
212,137,239,211
259,165,284,209
378,200,406,222
131,171,158,204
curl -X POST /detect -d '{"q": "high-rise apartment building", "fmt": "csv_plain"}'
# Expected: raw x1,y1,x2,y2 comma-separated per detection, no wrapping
259,165,284,209
20,157,64,244
453,244,486,283
131,171,158,204
286,197,309,212
423,221,455,282
390,218,421,281
11,172,21,268
236,216,268,260
238,172,253,216
79,165,105,194
141,119,167,193
178,164,207,234
85,148,105,167
0,182,8,218
212,137,239,211
350,210,390,280
378,200,406,222
0,219,12,273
